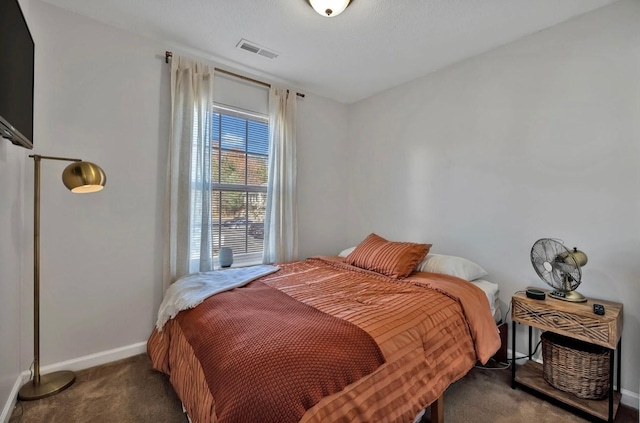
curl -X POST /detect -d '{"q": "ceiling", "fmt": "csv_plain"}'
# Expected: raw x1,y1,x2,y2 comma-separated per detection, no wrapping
41,0,619,104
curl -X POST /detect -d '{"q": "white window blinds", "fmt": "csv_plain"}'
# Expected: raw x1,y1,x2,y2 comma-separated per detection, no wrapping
212,105,269,264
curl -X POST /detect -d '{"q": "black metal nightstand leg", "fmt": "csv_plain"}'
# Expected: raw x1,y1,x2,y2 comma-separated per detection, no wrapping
511,320,516,388
608,348,614,422
528,326,533,358
616,338,621,393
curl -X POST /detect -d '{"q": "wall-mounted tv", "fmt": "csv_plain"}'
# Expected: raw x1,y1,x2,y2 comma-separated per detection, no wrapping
0,0,35,149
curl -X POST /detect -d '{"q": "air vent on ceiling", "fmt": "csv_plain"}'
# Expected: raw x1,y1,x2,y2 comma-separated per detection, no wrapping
236,39,279,59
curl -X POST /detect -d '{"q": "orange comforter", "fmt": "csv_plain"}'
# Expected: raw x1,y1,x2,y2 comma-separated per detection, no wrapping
148,257,500,423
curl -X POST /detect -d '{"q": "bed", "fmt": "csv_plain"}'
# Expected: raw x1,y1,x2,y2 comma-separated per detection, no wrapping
148,236,501,423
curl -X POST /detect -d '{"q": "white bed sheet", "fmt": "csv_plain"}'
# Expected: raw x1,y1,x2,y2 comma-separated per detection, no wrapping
470,279,502,323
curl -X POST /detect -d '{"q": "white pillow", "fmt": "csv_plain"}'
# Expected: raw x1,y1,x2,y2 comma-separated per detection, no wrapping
338,246,356,258
415,254,488,281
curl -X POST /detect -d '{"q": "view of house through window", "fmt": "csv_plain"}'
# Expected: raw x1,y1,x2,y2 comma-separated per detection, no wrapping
212,104,269,263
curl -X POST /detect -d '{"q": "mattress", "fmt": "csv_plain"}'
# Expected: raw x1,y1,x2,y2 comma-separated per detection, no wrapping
470,279,501,323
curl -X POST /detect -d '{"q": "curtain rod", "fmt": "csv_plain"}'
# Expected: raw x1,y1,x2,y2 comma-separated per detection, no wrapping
165,51,305,98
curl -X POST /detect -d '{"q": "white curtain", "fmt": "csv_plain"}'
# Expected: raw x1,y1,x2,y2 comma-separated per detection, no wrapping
263,87,298,264
163,56,215,291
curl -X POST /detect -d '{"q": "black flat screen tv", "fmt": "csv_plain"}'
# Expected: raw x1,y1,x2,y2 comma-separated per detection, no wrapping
0,0,35,149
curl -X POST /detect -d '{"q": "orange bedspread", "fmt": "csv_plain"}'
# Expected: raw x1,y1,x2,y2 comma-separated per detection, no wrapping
148,257,500,423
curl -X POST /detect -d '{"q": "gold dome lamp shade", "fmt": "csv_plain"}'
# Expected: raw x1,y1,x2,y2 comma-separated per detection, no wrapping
62,160,107,193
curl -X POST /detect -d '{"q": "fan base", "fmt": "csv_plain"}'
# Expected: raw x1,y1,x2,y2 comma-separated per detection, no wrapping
549,290,587,303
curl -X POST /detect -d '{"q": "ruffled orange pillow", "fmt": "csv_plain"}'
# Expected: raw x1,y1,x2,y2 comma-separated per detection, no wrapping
345,233,431,279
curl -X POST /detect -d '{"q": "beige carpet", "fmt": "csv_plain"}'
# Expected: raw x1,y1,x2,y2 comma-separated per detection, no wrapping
9,354,638,423
9,354,185,423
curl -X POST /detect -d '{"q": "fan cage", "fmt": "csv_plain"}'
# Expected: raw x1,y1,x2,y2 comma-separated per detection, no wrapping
530,238,582,293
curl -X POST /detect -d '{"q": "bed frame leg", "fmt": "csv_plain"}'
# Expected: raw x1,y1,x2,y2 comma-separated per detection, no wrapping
431,395,444,423
420,395,444,423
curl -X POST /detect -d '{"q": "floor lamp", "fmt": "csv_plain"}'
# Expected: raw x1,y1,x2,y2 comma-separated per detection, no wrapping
18,154,107,401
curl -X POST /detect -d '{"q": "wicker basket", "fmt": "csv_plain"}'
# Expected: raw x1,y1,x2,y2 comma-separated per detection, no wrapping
541,331,610,400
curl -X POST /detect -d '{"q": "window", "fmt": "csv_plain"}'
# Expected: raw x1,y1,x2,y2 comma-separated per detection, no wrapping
212,104,269,264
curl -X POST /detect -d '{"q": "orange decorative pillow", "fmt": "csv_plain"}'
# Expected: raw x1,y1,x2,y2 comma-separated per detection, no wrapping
345,233,431,279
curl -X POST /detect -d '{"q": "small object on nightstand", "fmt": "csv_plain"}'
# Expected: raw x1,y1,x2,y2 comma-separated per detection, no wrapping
526,288,546,300
593,303,605,315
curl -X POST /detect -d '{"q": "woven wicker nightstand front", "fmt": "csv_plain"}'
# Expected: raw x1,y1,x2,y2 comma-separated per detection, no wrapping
511,288,623,423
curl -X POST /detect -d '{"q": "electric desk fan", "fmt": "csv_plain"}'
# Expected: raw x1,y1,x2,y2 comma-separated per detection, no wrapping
530,238,588,302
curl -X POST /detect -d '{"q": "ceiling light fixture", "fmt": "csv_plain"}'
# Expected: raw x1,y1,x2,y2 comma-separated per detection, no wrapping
307,0,352,18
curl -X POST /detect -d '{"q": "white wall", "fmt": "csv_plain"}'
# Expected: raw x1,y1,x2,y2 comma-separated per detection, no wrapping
297,94,350,259
2,0,349,384
346,0,640,399
0,136,26,422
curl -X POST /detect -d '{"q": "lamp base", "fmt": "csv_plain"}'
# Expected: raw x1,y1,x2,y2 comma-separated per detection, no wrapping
549,290,587,303
18,370,76,401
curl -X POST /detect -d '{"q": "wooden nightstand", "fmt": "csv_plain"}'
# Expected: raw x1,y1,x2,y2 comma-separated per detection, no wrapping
511,288,623,422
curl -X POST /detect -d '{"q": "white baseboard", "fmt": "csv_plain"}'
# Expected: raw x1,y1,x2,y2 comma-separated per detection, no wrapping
0,375,22,423
19,341,147,384
620,388,639,409
507,348,639,410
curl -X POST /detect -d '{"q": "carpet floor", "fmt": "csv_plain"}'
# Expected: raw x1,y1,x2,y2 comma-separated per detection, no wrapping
9,354,638,423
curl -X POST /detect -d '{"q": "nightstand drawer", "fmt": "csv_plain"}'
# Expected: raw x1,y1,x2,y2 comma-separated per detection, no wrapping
511,298,620,349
